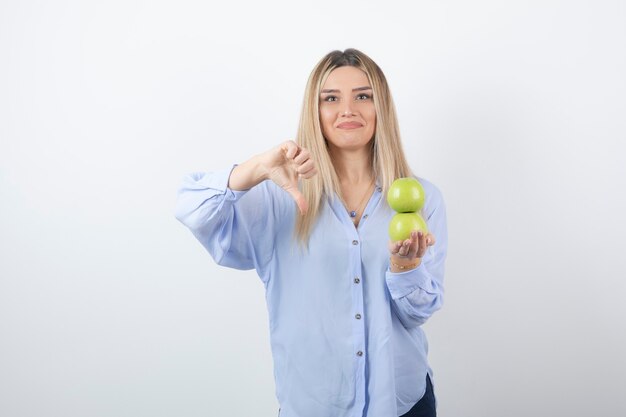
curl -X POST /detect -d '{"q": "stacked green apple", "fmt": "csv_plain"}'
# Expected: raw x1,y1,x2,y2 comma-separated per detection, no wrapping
387,177,428,241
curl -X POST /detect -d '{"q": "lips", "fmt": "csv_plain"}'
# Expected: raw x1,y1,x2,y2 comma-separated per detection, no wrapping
337,122,363,129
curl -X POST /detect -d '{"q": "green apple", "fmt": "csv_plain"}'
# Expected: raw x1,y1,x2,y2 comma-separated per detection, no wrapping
388,212,428,242
387,177,425,213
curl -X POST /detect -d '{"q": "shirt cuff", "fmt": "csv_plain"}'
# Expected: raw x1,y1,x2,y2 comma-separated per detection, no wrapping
194,165,249,202
385,265,432,300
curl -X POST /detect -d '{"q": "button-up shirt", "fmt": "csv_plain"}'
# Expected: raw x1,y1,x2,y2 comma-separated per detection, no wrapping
175,166,448,417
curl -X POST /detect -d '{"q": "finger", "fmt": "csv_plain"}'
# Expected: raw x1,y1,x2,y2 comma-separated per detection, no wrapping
416,231,427,258
398,239,411,256
407,230,420,257
299,167,317,179
391,240,402,256
296,159,315,175
388,240,402,254
288,188,308,215
425,233,436,247
293,148,310,165
282,141,300,160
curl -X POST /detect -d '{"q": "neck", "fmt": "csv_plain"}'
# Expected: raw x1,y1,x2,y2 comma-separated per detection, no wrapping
329,146,374,185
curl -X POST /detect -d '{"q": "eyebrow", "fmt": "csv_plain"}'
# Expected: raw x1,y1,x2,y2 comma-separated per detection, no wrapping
320,86,372,94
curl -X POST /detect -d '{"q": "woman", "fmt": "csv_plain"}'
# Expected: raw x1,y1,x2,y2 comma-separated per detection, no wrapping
175,49,447,417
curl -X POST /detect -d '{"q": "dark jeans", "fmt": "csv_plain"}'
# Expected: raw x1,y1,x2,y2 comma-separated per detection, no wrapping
399,374,436,417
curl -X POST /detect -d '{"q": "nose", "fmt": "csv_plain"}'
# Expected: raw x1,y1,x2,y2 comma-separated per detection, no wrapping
340,106,354,117
338,97,356,117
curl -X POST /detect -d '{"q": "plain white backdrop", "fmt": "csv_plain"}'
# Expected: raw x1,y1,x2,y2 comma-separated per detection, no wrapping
1,1,625,416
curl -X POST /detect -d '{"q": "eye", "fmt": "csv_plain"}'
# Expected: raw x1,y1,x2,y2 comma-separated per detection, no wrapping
322,95,338,102
356,93,372,100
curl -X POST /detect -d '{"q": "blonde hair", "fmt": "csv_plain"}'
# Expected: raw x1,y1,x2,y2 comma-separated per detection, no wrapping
295,48,413,243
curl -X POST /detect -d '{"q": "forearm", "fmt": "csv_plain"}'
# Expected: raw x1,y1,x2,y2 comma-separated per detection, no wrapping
386,264,444,328
228,154,269,191
174,167,272,272
391,288,444,328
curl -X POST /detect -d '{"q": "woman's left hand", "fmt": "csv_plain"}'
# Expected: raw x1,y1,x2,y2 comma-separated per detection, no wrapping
388,230,436,272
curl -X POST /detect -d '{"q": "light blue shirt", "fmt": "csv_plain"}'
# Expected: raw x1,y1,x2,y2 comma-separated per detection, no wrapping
175,166,448,417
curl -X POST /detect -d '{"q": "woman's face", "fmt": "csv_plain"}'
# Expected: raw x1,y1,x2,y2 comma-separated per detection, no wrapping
319,66,376,152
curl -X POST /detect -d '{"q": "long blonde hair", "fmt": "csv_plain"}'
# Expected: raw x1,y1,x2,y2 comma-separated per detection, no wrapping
295,49,413,243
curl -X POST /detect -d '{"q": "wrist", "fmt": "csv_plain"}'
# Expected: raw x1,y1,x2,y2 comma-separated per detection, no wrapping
228,155,269,191
389,256,421,273
250,153,270,182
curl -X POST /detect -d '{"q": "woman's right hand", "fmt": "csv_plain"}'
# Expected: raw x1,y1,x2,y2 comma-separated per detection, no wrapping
260,141,317,215
228,140,317,215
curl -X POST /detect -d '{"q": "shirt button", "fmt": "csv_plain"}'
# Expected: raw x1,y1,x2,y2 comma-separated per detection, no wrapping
357,351,363,357
354,277,360,284
363,214,368,219
355,313,362,320
352,240,359,245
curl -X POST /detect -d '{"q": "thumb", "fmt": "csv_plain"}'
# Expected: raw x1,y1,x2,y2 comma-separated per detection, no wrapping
284,185,308,215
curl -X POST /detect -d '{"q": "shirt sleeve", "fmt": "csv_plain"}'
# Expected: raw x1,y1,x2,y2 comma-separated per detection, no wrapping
385,181,448,329
174,165,277,280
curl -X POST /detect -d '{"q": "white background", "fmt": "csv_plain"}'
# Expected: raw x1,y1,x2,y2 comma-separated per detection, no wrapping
1,1,625,416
